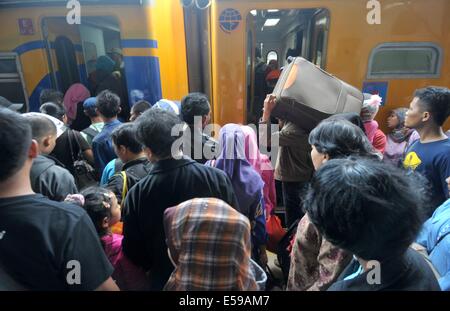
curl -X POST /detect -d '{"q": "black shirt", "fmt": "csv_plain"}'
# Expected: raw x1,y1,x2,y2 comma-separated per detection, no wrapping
328,248,441,291
0,194,113,290
122,156,238,290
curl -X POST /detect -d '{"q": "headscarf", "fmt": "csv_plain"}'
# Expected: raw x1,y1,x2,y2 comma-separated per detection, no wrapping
96,55,116,74
361,94,383,143
206,124,264,216
152,99,181,116
241,125,276,216
63,83,90,121
389,108,414,143
361,93,382,122
163,198,258,291
23,112,65,138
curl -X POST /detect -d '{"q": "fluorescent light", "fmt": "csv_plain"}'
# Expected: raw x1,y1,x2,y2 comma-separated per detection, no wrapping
264,18,280,27
268,9,279,12
250,10,257,16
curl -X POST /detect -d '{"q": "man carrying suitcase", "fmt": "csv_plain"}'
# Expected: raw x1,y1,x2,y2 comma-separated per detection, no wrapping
260,95,314,227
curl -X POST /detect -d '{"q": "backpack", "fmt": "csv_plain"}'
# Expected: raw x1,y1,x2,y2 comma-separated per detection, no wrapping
81,126,100,143
118,162,152,204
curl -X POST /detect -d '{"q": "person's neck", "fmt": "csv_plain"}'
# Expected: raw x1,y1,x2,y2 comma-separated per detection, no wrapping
90,116,103,124
103,116,118,124
0,168,34,199
124,152,146,164
416,125,447,143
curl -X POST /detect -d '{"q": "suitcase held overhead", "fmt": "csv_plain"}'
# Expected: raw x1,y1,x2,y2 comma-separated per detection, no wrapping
271,57,364,132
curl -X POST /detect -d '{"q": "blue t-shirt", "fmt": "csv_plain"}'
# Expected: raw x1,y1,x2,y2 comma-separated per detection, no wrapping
92,119,122,175
403,138,450,211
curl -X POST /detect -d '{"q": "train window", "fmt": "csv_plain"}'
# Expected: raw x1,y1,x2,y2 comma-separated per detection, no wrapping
309,9,329,69
368,43,442,79
0,53,28,112
267,51,278,63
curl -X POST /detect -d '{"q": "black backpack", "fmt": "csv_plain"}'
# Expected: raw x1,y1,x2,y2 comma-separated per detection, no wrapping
116,162,152,204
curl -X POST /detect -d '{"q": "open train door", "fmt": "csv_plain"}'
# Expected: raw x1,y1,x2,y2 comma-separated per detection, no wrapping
41,17,83,94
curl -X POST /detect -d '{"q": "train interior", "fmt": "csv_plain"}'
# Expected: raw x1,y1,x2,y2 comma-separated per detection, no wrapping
246,8,330,124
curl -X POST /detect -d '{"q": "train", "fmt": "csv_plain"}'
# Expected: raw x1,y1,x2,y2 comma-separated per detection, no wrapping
0,0,449,131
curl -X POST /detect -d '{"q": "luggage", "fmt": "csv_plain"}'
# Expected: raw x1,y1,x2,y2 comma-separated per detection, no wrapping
272,57,363,132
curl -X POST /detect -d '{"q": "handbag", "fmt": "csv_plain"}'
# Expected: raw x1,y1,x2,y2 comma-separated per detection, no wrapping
68,130,98,190
266,213,286,253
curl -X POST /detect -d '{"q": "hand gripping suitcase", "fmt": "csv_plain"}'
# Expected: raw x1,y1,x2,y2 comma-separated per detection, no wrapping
271,57,363,132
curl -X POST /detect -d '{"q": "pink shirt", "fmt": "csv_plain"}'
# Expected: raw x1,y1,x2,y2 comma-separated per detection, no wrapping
101,233,149,290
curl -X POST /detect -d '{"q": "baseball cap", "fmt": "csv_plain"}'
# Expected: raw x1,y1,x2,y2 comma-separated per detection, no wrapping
0,96,23,112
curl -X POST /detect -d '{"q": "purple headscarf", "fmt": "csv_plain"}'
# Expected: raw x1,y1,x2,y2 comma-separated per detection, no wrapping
206,124,264,217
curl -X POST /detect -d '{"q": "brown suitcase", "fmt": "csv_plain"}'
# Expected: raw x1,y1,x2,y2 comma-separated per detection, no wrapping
272,57,363,132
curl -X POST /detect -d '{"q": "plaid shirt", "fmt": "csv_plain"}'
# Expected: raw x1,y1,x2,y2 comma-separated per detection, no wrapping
164,198,258,291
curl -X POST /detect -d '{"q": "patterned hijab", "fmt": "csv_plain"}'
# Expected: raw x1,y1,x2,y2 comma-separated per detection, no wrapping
389,108,414,143
206,124,264,217
163,198,258,291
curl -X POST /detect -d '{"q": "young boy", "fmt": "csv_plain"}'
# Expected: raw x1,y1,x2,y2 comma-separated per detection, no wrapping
106,123,152,204
404,86,450,213
25,114,78,201
92,90,122,174
0,107,117,290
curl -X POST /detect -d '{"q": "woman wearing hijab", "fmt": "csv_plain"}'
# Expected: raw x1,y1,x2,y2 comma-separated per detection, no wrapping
163,198,265,291
64,83,91,131
206,124,268,267
360,93,387,154
384,108,420,167
241,125,276,217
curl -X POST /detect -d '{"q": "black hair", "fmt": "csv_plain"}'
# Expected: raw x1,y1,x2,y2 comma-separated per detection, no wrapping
80,187,114,236
111,123,143,154
84,105,98,118
25,114,57,143
326,112,367,135
39,89,64,106
96,90,121,118
131,100,151,115
309,119,378,159
0,108,32,181
286,48,297,61
40,102,65,121
180,92,210,125
414,86,450,126
135,108,182,159
305,157,427,261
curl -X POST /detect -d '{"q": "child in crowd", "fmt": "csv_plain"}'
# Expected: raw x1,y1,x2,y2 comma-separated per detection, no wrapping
360,93,386,154
383,108,419,166
66,187,149,290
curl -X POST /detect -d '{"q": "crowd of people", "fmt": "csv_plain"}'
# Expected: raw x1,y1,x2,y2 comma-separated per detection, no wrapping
0,81,449,291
